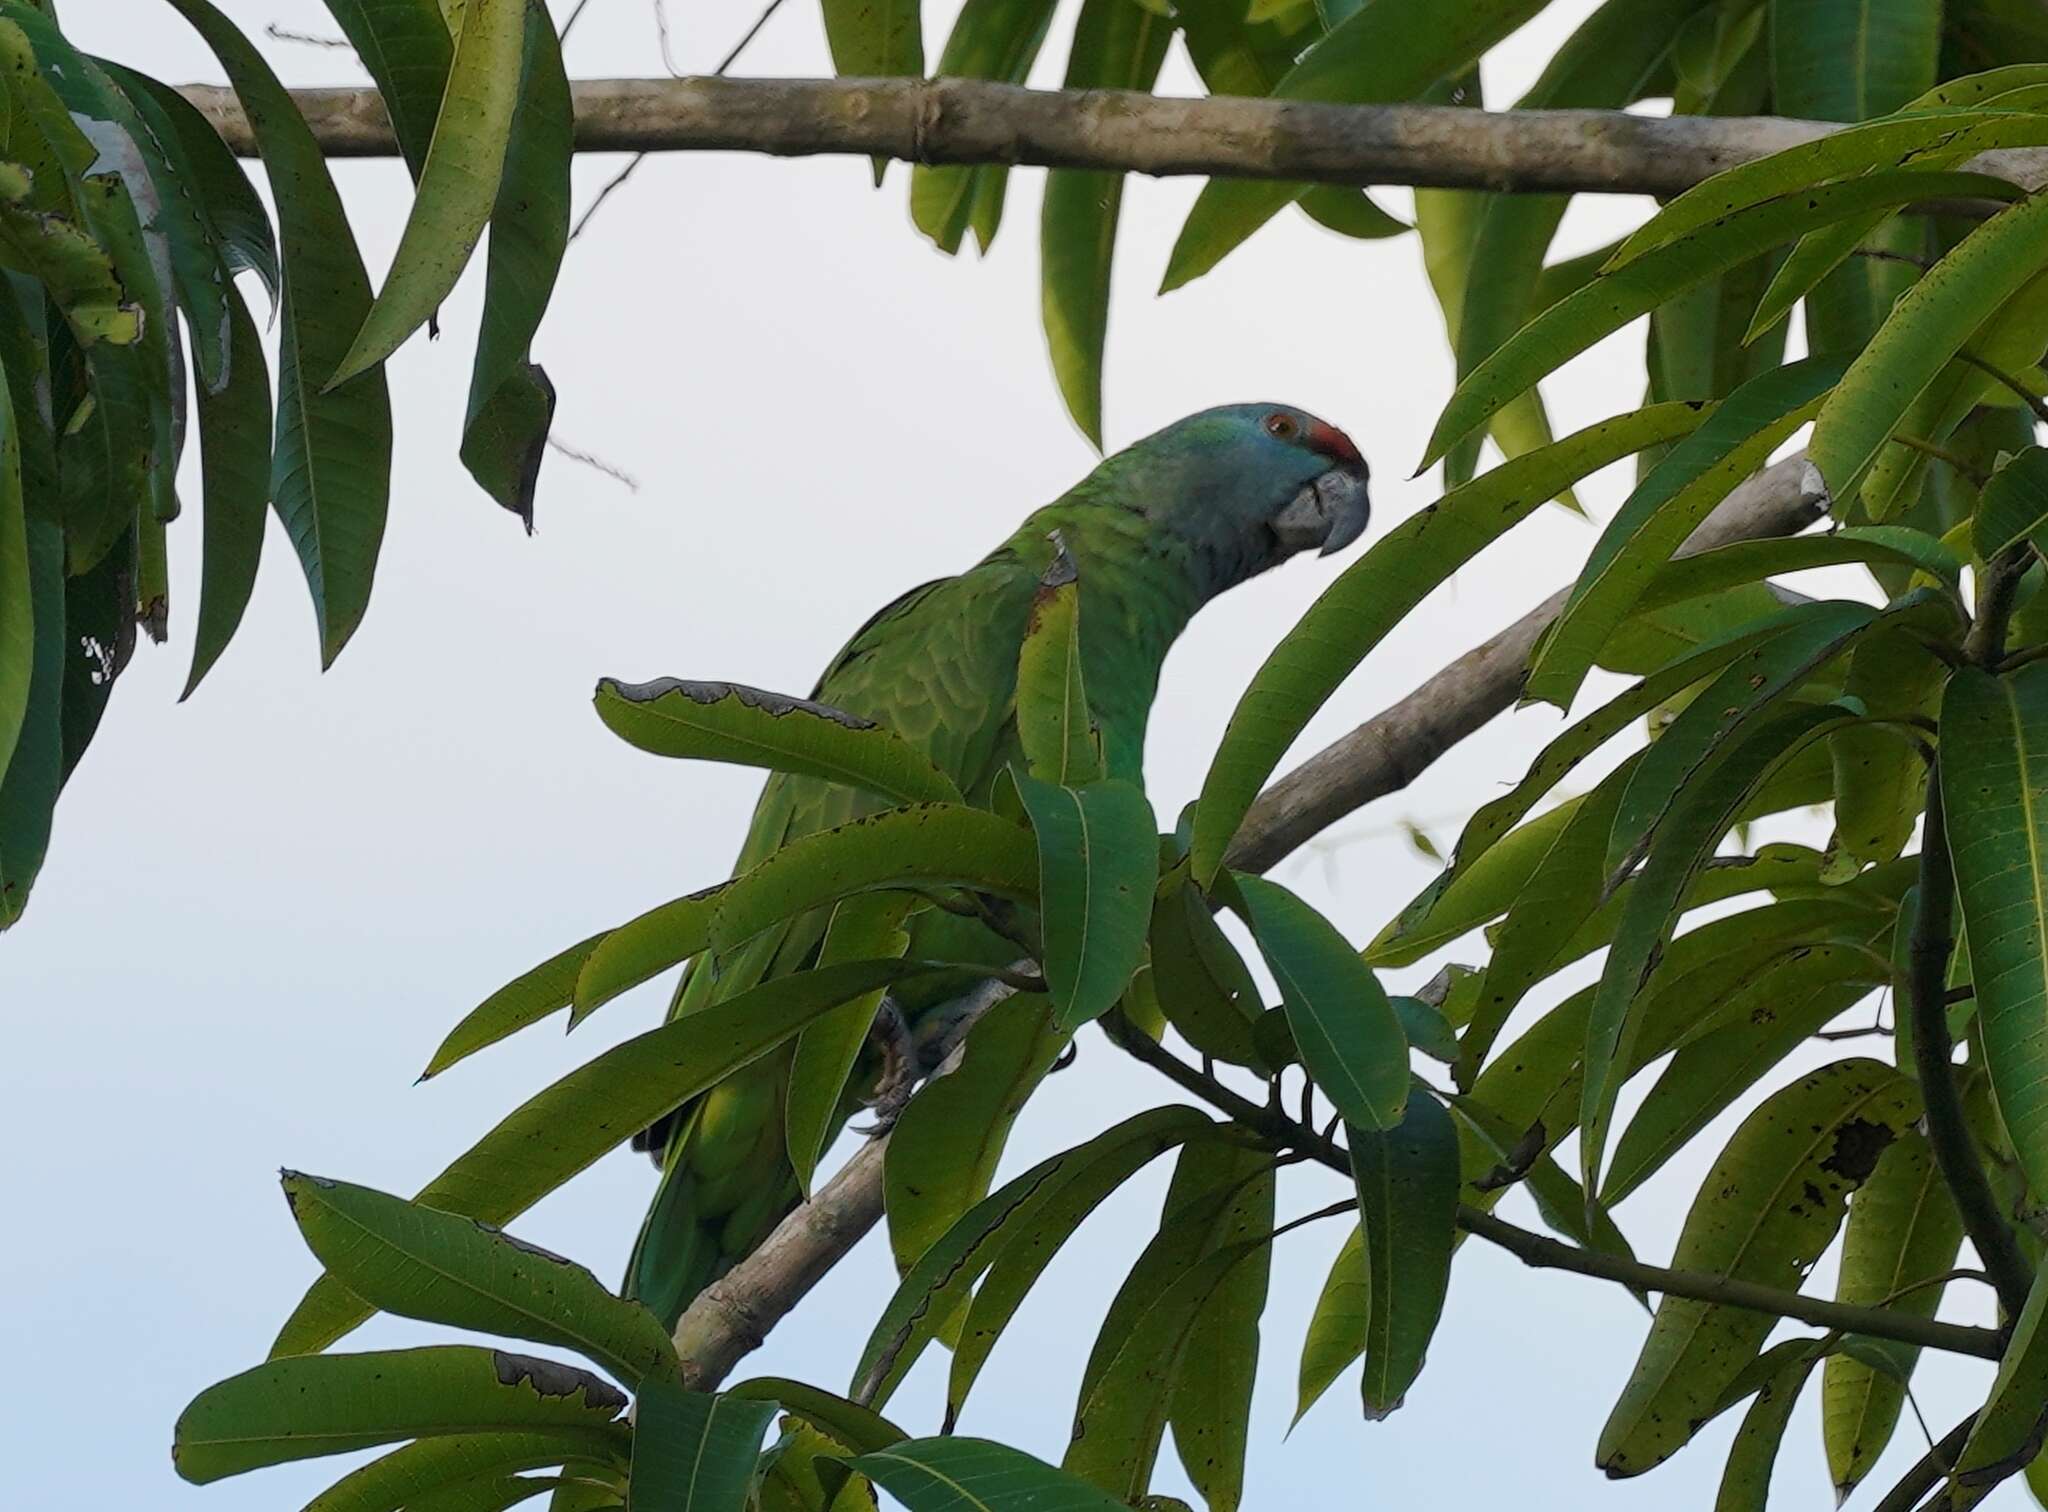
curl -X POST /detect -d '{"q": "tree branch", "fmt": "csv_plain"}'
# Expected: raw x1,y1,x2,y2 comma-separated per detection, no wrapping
1107,1018,2007,1361
1225,452,1830,873
177,77,2048,198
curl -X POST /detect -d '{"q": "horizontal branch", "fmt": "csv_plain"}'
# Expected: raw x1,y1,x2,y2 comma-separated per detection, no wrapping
667,455,1834,1388
179,77,2048,197
1113,1020,2008,1363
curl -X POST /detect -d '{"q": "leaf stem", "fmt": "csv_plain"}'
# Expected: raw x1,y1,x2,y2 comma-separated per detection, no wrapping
1957,348,2048,425
1891,433,1991,486
1103,1019,2008,1361
1872,1412,1976,1512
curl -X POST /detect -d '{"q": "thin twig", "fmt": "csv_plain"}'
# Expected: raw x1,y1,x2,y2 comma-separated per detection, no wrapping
1891,432,1991,486
264,22,353,49
559,0,603,42
1872,1414,1977,1512
1957,349,2048,425
1104,1021,2008,1361
546,435,640,491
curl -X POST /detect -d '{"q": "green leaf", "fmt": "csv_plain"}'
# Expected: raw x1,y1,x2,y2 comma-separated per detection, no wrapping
1016,775,1158,1030
1810,188,2048,500
1366,796,1585,966
1420,175,2015,470
461,5,570,524
1064,1239,1268,1500
0,322,25,780
1164,1144,1275,1512
182,285,272,697
706,802,1036,954
0,515,61,927
1348,1090,1459,1415
884,990,1065,1271
1607,598,1899,875
1829,626,1943,871
163,0,393,666
275,958,947,1357
1231,874,1408,1130
1040,0,1171,444
595,678,964,806
316,0,455,180
1596,1059,1919,1476
1190,402,1706,879
1016,540,1100,785
911,0,1056,254
786,891,919,1193
1770,0,1941,126
1615,109,2048,269
1973,444,2048,558
724,1377,907,1455
174,1347,628,1484
1940,663,2048,1198
1635,525,1963,612
823,0,923,77
1525,355,1852,711
630,1383,777,1512
1161,0,1551,290
279,1172,680,1387
330,0,525,385
1947,1266,2048,1508
1147,868,1265,1067
1713,1346,1820,1512
1603,943,1891,1201
425,933,606,1078
1293,1225,1366,1424
854,1106,1212,1410
1821,1131,1964,1502
1580,705,1853,1200
852,1438,1130,1512
302,1434,610,1512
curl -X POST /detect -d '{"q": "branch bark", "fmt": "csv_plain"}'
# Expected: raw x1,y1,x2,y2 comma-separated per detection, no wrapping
180,77,2048,197
666,451,1833,1388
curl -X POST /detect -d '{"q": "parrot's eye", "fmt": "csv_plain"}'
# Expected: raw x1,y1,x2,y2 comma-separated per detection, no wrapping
1264,413,1300,440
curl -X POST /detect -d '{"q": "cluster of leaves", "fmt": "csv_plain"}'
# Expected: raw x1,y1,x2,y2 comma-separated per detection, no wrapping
179,46,2048,1510
0,0,572,926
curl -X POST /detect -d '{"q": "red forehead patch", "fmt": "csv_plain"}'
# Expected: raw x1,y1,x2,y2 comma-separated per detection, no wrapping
1306,419,1364,467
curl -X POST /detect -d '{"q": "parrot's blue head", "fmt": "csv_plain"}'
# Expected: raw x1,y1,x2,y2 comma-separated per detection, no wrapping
1109,402,1371,592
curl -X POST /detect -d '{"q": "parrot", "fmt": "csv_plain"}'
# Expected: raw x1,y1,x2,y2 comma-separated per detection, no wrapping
625,402,1370,1329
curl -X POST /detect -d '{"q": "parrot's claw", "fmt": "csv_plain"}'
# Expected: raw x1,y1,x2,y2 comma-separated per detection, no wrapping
853,997,918,1134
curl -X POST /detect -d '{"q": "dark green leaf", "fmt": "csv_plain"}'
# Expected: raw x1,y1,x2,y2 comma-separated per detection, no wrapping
1016,775,1157,1030
911,0,1056,254
1946,1267,2048,1509
1973,444,2048,558
1293,1225,1365,1424
1770,0,1941,126
1349,1091,1459,1415
1147,869,1265,1067
1713,1346,1820,1512
853,1438,1130,1512
425,933,606,1078
182,285,272,697
301,1434,618,1512
1232,874,1408,1130
630,1383,777,1512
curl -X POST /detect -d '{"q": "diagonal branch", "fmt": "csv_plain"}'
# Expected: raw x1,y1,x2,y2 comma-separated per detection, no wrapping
665,452,1833,1388
179,77,2048,199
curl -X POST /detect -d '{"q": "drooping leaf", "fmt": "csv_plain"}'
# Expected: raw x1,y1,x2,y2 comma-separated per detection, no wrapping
1821,1131,1964,1502
1293,1225,1366,1424
0,325,25,778
852,1438,1131,1512
854,1106,1213,1410
425,933,607,1078
1829,626,1944,871
1190,403,1707,880
0,516,61,927
1809,188,2048,500
1147,868,1265,1067
1596,1059,1919,1476
1040,0,1172,444
884,990,1065,1272
1940,663,2048,1198
299,1433,615,1512
595,678,964,806
1231,874,1408,1130
163,0,393,666
277,958,954,1357
1161,0,1553,290
174,1347,629,1484
910,0,1056,254
279,1172,680,1387
329,0,526,385
1015,540,1100,785
1712,1345,1821,1512
1016,775,1157,1030
1770,0,1942,128
1525,356,1853,711
1349,1090,1459,1415
822,0,924,80
724,1377,908,1455
1945,1267,2048,1509
630,1383,778,1512
181,285,272,697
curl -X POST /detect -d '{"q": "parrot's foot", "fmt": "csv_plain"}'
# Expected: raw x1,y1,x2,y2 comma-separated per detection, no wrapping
853,997,918,1134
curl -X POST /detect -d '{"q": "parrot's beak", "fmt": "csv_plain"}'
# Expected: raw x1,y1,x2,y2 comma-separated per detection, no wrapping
1273,465,1371,557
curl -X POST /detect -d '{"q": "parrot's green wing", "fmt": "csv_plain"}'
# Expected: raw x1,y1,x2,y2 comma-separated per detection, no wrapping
626,558,1043,1326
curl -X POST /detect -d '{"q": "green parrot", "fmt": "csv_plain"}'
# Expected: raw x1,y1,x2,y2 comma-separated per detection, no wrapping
625,402,1370,1327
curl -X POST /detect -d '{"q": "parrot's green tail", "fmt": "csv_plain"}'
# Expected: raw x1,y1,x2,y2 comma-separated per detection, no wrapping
624,1066,803,1329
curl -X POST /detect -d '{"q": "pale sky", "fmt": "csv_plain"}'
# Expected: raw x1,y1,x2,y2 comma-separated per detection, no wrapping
3,1,2025,1507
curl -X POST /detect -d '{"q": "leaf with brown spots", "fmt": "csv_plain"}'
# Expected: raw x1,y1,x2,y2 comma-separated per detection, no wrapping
1597,1058,1919,1477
